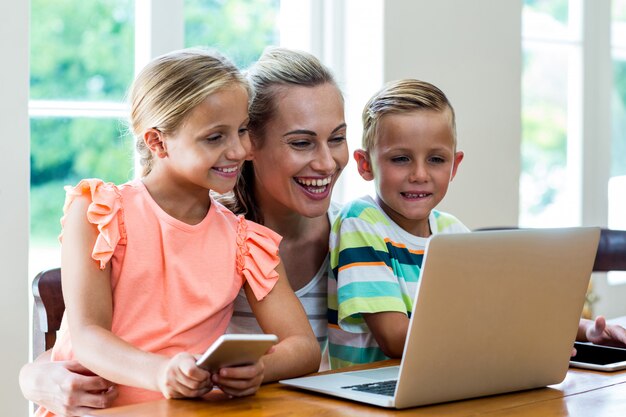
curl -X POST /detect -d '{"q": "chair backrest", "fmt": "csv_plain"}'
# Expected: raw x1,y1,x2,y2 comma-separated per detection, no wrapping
473,228,626,272
32,267,64,359
593,229,626,272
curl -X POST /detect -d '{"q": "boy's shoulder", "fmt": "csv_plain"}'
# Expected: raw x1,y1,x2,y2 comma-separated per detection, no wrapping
335,195,389,226
431,209,470,234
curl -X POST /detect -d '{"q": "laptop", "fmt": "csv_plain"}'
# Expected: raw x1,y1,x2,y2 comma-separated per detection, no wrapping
280,227,600,408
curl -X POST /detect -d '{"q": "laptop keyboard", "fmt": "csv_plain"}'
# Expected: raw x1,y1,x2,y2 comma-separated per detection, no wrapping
342,380,397,396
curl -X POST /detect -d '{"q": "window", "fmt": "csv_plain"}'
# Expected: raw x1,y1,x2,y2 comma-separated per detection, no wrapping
29,0,281,278
520,0,582,227
29,0,135,277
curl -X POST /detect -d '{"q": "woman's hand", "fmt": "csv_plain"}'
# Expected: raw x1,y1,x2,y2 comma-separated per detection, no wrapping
584,316,626,347
19,355,117,417
157,352,213,399
211,359,266,398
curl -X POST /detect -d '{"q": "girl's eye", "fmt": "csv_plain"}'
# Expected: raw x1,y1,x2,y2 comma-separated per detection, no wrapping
238,127,249,136
206,135,222,143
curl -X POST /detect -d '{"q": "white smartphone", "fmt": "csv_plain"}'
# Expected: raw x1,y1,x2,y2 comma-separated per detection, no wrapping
569,342,626,372
195,334,278,372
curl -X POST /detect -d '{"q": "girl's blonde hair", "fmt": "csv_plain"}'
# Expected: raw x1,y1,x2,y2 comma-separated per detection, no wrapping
129,48,249,176
361,79,456,151
224,47,340,224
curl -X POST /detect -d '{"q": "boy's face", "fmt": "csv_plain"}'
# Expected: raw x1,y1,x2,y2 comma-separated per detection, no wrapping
355,109,463,237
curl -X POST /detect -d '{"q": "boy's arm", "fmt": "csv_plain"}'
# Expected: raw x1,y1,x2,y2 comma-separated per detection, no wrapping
332,209,409,359
362,312,409,358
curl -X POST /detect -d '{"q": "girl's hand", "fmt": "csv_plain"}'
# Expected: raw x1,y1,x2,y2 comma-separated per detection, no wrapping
211,359,265,398
157,352,213,399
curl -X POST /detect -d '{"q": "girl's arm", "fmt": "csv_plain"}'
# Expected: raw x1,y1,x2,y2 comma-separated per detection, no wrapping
363,312,410,358
61,196,212,399
19,350,117,417
225,262,321,384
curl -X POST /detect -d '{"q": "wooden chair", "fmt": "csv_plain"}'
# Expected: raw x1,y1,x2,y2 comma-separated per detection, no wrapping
32,267,64,359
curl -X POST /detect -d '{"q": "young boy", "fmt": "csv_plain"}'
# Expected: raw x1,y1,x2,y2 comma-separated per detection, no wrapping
327,79,626,370
327,79,466,369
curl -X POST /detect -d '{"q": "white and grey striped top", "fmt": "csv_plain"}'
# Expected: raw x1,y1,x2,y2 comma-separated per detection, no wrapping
227,202,341,371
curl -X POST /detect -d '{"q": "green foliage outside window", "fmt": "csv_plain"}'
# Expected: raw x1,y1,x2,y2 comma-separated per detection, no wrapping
30,0,134,100
185,0,279,68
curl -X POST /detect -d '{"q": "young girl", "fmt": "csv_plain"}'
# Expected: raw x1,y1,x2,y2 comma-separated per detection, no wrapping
35,48,319,416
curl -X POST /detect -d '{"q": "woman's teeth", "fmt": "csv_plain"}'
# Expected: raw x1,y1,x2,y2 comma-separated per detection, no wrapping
295,177,332,187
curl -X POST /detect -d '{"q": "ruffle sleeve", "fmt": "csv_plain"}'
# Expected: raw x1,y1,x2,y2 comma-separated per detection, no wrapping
60,179,125,269
235,216,282,301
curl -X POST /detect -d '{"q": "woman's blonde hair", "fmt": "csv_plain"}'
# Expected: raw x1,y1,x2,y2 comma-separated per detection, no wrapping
129,48,249,177
361,79,456,151
223,47,340,224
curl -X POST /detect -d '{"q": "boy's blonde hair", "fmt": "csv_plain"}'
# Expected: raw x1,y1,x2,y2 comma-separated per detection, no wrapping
361,79,456,151
129,48,249,177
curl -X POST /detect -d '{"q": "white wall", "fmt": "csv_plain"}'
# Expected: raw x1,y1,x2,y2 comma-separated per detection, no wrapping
382,0,522,230
0,1,30,415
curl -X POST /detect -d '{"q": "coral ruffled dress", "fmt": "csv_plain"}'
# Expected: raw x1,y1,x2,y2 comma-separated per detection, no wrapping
36,179,281,416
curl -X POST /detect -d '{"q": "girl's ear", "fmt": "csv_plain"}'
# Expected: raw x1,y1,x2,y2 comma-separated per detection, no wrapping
354,149,374,181
144,128,168,158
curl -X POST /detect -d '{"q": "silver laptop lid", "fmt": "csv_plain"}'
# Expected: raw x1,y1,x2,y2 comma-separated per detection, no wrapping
394,227,600,408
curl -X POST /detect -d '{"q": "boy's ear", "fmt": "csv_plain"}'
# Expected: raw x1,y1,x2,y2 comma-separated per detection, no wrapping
450,151,464,181
144,128,168,158
354,149,374,181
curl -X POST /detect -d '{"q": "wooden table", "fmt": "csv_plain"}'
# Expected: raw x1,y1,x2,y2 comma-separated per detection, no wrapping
88,360,626,417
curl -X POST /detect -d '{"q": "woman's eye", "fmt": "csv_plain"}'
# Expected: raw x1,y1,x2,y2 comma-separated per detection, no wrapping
329,136,347,145
290,140,312,149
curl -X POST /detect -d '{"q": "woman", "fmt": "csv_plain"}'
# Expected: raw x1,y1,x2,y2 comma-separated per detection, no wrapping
20,47,348,416
224,47,347,366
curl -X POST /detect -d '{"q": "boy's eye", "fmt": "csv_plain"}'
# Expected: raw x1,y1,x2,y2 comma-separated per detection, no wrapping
429,156,446,164
391,156,410,163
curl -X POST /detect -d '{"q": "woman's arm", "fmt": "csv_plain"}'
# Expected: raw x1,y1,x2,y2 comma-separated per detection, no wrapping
243,261,321,382
61,196,211,399
19,350,117,417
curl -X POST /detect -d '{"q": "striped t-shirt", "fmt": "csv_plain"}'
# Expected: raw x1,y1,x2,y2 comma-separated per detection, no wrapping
327,195,469,369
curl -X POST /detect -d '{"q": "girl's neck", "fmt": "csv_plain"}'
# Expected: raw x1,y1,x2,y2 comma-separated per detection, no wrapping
142,175,211,225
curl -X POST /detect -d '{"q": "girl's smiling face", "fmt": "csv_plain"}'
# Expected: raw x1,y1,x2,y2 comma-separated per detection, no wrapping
250,83,348,218
158,85,251,195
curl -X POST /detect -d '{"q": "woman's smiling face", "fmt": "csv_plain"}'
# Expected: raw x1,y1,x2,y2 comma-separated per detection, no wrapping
250,82,348,218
